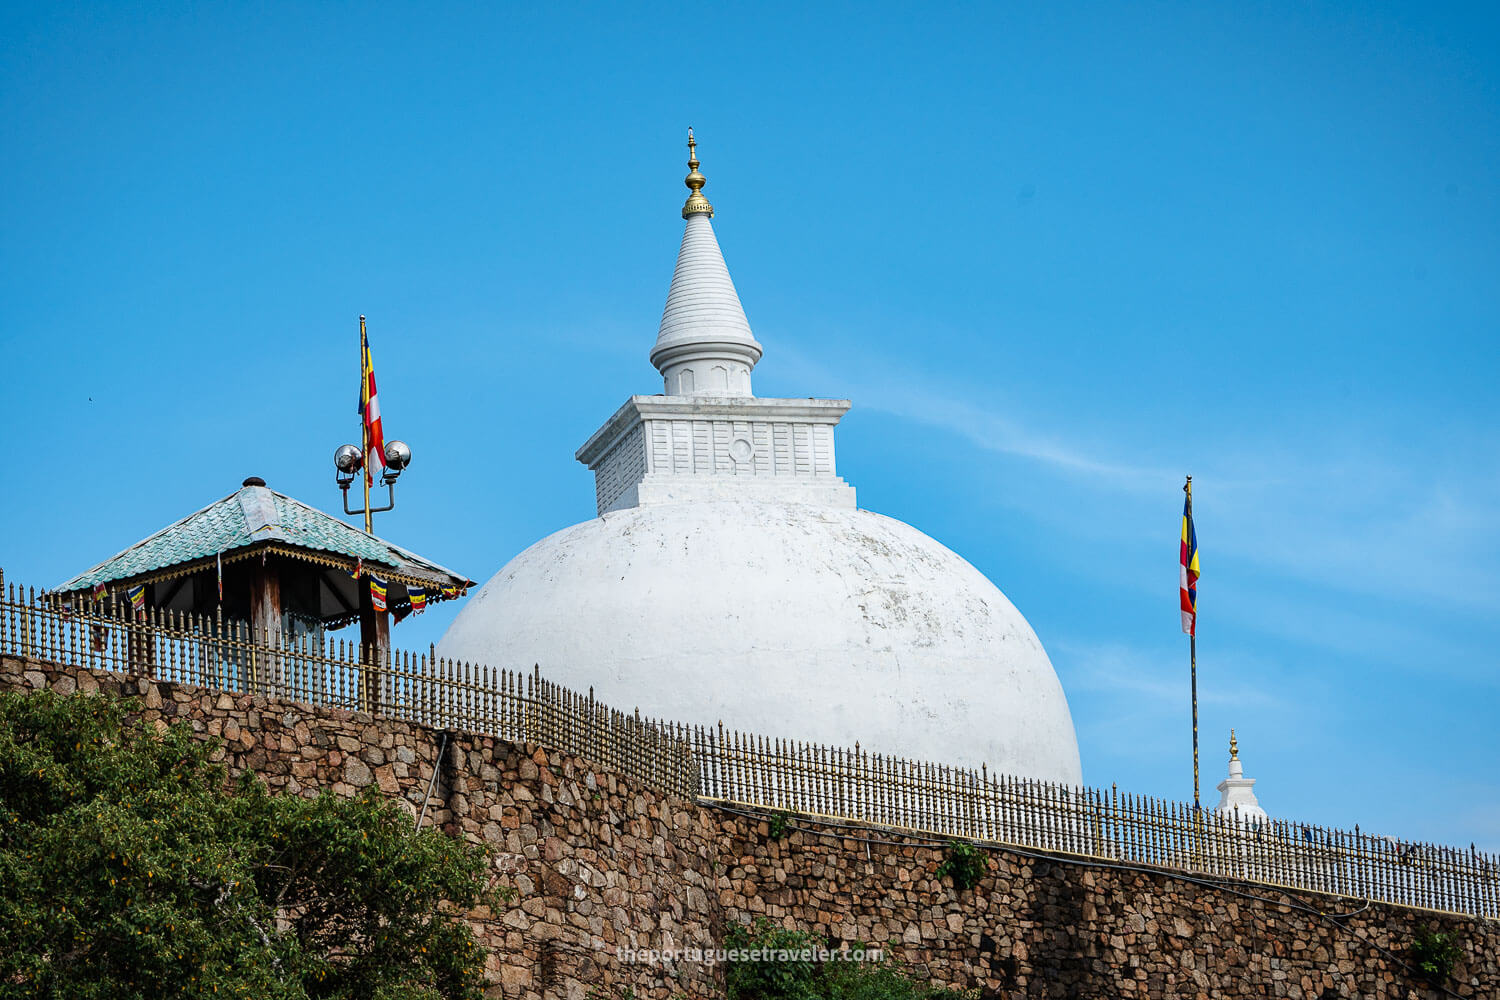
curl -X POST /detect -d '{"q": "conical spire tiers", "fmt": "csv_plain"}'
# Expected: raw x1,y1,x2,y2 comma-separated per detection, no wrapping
682,128,713,219
652,130,763,397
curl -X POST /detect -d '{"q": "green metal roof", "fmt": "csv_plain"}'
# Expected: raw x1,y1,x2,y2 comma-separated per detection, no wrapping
57,481,471,593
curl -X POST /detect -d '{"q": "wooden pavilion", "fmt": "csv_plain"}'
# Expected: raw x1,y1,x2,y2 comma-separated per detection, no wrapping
54,476,472,671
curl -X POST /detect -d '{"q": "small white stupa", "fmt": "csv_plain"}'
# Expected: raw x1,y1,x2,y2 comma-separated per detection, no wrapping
1214,730,1268,824
438,132,1083,785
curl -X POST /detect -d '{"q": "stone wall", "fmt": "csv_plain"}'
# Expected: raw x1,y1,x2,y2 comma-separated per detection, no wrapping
5,654,1499,1000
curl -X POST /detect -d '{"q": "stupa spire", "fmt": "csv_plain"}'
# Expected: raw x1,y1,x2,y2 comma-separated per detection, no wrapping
650,129,764,397
682,127,713,219
1215,730,1268,824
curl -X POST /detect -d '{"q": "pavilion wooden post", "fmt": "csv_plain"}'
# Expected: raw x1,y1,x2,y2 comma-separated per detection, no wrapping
248,559,282,696
125,583,158,677
357,583,389,713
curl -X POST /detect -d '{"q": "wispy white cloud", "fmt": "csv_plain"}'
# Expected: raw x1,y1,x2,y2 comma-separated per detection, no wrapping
871,390,1170,491
1051,637,1301,772
1212,470,1500,612
774,345,1173,492
1057,638,1290,712
774,343,1500,615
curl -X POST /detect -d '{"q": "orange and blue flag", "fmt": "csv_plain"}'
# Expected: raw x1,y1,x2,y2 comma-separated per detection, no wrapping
1180,490,1199,636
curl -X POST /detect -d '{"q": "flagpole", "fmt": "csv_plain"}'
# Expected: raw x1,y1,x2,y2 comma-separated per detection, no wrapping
1186,475,1200,811
360,315,373,536
1191,631,1199,808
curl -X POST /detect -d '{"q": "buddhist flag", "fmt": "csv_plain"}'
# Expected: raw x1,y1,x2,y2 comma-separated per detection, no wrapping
92,581,108,603
348,557,363,581
409,587,428,613
368,574,388,612
1180,488,1199,636
440,584,459,601
359,322,386,487
127,584,146,616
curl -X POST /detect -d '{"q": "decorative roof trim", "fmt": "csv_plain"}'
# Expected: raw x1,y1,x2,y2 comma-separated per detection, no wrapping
56,540,471,598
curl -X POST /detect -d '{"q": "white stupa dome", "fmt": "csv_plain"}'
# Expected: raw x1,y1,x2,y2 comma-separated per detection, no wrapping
439,133,1082,786
441,499,1081,783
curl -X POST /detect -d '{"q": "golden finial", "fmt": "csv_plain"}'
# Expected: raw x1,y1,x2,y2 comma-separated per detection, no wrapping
682,127,714,219
1229,729,1239,760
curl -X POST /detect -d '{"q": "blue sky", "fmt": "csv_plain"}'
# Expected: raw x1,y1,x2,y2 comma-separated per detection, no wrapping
2,3,1496,850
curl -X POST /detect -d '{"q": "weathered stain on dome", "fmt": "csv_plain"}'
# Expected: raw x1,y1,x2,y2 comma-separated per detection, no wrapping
440,500,1082,785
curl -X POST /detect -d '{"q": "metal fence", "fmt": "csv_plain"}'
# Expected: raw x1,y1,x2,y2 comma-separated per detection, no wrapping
0,579,695,799
2,576,1496,918
689,726,1500,917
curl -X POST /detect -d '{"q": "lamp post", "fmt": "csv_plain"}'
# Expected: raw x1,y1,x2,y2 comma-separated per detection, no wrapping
334,439,412,532
333,439,411,712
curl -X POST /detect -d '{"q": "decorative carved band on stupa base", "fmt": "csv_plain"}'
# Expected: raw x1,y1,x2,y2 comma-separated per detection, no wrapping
577,395,857,515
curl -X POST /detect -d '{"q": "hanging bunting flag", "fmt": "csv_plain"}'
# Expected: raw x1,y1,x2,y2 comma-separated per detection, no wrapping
368,574,388,612
392,604,411,624
440,584,459,601
359,323,386,487
409,587,428,613
127,584,146,617
348,557,363,581
92,581,108,603
217,551,224,603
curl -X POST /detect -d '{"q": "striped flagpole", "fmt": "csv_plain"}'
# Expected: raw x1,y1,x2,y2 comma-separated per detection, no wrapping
1182,475,1200,810
360,316,373,535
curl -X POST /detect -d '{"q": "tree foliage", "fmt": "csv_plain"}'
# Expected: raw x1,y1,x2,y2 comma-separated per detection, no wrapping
0,689,492,999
